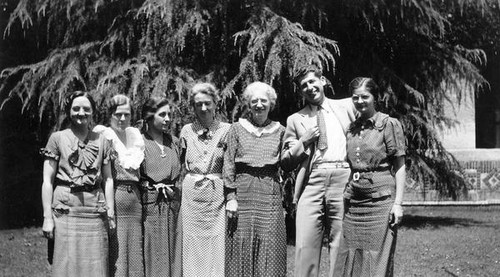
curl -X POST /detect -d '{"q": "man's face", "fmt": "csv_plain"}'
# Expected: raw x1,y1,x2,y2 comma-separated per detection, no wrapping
298,72,326,105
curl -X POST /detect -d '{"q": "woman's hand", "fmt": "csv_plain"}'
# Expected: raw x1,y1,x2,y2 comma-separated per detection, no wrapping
154,183,174,199
107,210,116,232
226,199,238,219
42,217,55,239
390,204,403,228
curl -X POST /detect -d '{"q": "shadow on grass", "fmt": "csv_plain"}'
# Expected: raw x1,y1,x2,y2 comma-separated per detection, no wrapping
400,214,486,230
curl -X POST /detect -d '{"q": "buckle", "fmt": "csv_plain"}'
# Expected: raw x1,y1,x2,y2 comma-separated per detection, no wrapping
352,172,360,181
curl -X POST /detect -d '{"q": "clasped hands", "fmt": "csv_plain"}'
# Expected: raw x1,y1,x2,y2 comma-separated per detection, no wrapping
153,183,174,199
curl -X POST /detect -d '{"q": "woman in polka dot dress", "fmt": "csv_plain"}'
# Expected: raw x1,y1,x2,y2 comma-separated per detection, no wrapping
335,77,406,277
140,97,182,277
224,82,287,277
179,83,230,276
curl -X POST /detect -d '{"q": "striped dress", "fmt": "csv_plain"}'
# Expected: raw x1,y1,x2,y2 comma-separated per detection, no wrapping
223,118,287,277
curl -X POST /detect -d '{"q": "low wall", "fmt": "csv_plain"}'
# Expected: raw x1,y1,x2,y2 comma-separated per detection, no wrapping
404,149,500,205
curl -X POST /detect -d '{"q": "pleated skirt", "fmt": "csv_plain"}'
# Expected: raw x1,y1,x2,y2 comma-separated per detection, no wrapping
109,184,144,277
52,186,109,277
225,172,286,277
336,195,397,277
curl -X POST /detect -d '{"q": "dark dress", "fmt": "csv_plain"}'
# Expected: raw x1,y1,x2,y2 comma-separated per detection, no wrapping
140,132,181,277
41,129,112,277
223,118,287,277
336,112,406,277
95,126,145,277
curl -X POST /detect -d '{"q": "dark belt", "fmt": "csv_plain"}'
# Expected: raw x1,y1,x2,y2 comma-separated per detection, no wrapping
54,179,99,193
351,166,391,181
116,181,138,193
235,163,278,177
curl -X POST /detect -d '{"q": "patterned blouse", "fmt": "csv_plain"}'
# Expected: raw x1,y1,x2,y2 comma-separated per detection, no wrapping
141,132,181,186
180,120,230,175
223,118,285,190
40,129,112,188
346,112,406,171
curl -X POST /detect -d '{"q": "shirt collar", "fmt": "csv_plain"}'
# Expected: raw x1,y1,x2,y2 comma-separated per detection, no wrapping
308,101,329,113
351,112,388,130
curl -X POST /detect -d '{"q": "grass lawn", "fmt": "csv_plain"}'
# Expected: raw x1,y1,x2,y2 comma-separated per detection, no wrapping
1,206,499,276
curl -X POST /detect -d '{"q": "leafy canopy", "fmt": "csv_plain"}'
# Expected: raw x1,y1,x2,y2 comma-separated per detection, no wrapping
1,0,499,199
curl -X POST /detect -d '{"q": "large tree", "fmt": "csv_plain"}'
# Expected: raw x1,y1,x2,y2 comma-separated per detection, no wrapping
1,0,499,221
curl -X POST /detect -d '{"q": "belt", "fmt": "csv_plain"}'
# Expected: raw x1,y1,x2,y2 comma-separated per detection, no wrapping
54,179,99,193
352,166,391,181
312,161,350,169
70,185,98,193
116,181,138,193
186,172,222,189
186,172,222,182
140,178,176,191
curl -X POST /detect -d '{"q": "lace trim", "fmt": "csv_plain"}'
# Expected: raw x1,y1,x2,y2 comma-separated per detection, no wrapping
93,125,145,170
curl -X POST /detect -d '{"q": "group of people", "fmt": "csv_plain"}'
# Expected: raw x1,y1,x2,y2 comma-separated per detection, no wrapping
40,64,406,277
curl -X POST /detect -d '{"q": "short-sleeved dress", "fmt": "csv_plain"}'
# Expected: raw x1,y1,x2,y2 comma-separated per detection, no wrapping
179,119,230,277
140,132,181,277
95,126,145,277
41,129,113,277
223,118,287,277
335,112,406,277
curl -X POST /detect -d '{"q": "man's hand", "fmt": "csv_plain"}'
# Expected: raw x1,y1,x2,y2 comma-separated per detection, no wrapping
300,126,320,148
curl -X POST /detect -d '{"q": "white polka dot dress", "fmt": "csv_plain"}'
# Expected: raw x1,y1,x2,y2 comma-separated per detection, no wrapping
179,120,230,277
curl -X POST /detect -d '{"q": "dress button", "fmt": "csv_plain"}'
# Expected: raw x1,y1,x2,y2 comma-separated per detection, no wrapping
356,147,360,151
356,152,360,156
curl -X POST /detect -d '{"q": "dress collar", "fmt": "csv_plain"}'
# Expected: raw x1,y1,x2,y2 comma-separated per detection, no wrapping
351,112,389,131
239,118,280,137
193,119,220,140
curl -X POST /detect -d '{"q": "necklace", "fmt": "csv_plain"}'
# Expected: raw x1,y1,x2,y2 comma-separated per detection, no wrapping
154,140,167,158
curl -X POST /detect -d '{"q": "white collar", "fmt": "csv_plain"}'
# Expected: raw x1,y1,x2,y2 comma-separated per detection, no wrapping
93,125,145,169
238,118,280,137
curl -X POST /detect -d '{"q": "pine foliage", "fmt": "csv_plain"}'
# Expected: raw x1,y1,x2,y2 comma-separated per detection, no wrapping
1,0,499,199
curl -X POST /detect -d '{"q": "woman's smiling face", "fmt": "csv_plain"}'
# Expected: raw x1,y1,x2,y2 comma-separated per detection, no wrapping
69,96,93,127
352,87,376,118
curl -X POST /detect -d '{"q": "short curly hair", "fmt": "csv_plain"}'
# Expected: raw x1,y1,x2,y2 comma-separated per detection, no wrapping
242,82,277,111
293,64,323,87
189,83,220,107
